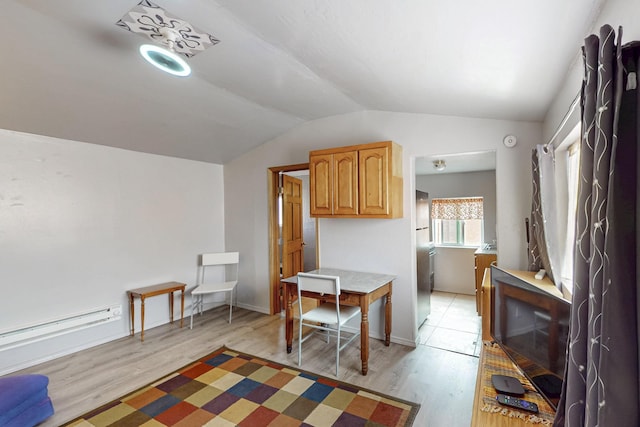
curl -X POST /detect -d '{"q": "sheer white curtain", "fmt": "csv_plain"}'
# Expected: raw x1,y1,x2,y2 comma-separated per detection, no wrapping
529,145,562,288
560,142,580,293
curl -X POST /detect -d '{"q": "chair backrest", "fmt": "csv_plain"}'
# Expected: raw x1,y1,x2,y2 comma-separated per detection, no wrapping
199,252,239,284
202,252,239,266
297,272,340,296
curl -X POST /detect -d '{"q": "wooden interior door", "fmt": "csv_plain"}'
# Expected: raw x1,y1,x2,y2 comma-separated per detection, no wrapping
281,174,304,284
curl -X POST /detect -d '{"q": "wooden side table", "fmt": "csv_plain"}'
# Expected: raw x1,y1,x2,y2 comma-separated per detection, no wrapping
471,343,556,426
128,281,186,342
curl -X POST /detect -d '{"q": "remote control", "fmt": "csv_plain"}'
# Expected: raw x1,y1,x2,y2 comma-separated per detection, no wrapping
535,269,546,280
496,394,539,413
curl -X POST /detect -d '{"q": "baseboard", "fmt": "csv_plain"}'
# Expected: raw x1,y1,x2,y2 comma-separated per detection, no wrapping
0,331,127,376
236,302,270,315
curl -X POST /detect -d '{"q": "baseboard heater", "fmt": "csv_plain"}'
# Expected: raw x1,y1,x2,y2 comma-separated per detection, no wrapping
0,305,122,350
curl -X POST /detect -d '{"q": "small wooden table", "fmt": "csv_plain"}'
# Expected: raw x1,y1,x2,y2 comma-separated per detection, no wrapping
281,268,395,375
128,282,186,342
472,342,556,426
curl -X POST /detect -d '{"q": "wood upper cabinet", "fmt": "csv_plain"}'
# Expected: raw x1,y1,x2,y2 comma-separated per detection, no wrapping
309,153,333,215
309,141,403,219
359,146,388,215
333,151,358,215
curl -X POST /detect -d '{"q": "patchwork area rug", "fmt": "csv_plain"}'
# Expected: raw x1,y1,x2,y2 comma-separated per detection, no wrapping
64,346,419,426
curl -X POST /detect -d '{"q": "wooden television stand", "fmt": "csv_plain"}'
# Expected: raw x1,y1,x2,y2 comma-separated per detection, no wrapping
471,268,557,426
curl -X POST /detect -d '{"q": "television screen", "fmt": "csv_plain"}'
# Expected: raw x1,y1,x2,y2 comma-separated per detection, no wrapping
490,265,571,409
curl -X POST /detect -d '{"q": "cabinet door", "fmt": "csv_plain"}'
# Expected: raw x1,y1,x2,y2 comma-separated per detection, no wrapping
359,146,389,215
475,253,497,314
309,153,333,215
333,151,358,215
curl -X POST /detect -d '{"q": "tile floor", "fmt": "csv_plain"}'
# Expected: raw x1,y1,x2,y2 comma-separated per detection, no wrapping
418,291,482,357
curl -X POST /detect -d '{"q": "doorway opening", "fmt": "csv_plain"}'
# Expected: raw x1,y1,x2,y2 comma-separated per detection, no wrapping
267,163,318,314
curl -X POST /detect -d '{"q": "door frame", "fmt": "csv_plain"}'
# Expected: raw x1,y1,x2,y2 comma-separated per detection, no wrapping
267,163,314,314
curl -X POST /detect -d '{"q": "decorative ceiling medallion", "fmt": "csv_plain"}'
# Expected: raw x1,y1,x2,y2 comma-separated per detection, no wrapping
116,0,219,58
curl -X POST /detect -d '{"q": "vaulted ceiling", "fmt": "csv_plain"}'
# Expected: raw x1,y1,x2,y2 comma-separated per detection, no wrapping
1,1,604,164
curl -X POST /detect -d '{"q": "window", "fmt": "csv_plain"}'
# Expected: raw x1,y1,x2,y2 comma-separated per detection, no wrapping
431,197,483,246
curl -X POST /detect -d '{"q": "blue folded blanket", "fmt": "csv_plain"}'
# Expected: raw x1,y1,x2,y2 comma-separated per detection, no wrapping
0,374,54,427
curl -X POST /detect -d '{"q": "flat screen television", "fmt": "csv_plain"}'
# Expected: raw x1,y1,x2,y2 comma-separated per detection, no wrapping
490,265,571,410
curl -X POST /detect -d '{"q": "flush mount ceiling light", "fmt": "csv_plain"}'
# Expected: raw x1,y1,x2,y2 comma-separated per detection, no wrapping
433,160,446,171
116,0,220,77
139,28,191,77
139,44,190,76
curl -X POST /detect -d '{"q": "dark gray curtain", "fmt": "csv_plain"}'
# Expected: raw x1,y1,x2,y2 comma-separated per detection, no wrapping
529,145,561,286
554,25,639,426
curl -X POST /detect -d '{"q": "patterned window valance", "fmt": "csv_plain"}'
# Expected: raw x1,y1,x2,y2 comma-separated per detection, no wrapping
431,197,484,220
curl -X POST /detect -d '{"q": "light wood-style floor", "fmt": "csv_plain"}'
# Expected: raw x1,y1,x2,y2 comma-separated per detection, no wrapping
12,292,479,426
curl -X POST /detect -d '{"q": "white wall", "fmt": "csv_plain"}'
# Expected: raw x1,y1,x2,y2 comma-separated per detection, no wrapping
0,130,225,374
224,111,541,346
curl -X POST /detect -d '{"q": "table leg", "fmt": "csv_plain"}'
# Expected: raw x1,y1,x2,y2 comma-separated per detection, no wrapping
141,296,146,342
169,292,175,324
285,283,293,353
360,297,370,375
129,293,135,336
385,287,392,346
180,288,184,328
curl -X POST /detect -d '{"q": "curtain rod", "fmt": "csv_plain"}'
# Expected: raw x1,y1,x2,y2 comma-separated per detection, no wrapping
545,91,580,150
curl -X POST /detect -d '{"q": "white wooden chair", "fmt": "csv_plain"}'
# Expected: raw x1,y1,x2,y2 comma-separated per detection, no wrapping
190,252,239,329
297,272,361,376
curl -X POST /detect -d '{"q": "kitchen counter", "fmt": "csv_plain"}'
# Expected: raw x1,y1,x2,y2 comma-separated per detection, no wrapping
474,246,497,255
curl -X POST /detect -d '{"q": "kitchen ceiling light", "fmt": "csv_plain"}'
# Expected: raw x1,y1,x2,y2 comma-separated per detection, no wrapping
139,44,191,77
433,160,446,171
